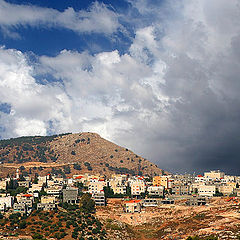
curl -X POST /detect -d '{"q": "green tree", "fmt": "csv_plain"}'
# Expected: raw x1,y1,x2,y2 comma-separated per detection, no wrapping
80,193,95,213
103,186,114,198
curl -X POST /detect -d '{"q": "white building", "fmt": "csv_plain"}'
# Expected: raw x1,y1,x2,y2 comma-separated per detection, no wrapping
147,186,164,197
130,180,146,196
0,180,7,190
204,170,225,180
198,185,216,197
0,195,14,209
88,180,106,194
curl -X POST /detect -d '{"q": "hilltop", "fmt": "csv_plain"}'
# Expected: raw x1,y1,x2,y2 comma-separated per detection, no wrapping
0,132,164,177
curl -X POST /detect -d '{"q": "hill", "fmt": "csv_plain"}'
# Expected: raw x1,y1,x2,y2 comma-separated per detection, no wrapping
0,132,164,177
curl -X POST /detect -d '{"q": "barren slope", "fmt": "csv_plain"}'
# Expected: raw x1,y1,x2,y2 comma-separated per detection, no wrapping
0,132,163,177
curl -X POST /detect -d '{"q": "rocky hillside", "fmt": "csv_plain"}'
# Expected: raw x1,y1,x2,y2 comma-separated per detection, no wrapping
0,132,164,177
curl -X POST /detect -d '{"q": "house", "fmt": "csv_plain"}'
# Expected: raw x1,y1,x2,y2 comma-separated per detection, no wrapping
40,196,56,204
37,202,56,211
161,199,175,204
63,187,79,204
16,194,34,208
28,183,43,193
125,200,141,213
109,178,127,195
235,188,240,197
0,202,6,212
92,192,106,206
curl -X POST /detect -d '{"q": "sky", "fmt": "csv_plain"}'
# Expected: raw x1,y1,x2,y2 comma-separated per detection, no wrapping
0,0,240,174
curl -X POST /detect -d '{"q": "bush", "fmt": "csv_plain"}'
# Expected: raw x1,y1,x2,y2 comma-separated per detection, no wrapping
32,233,43,239
73,163,81,170
19,220,27,229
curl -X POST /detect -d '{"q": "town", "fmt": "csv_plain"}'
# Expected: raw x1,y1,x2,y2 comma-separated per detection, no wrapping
0,169,240,239
0,169,239,214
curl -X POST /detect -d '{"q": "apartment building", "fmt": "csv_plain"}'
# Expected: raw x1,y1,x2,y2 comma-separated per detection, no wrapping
130,180,146,196
153,176,170,188
218,185,234,196
109,177,127,195
198,185,216,197
147,186,164,197
88,180,106,194
92,192,106,206
63,187,79,204
46,186,62,197
172,184,191,195
204,170,225,180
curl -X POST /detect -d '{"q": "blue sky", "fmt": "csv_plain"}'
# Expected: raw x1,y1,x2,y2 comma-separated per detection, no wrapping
0,0,134,56
0,0,240,174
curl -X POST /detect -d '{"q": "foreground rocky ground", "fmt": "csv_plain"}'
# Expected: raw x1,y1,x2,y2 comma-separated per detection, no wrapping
97,197,240,240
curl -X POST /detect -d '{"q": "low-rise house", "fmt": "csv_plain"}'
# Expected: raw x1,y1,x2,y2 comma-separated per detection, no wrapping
63,187,78,204
92,192,106,206
17,194,34,208
125,200,141,213
147,186,164,197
